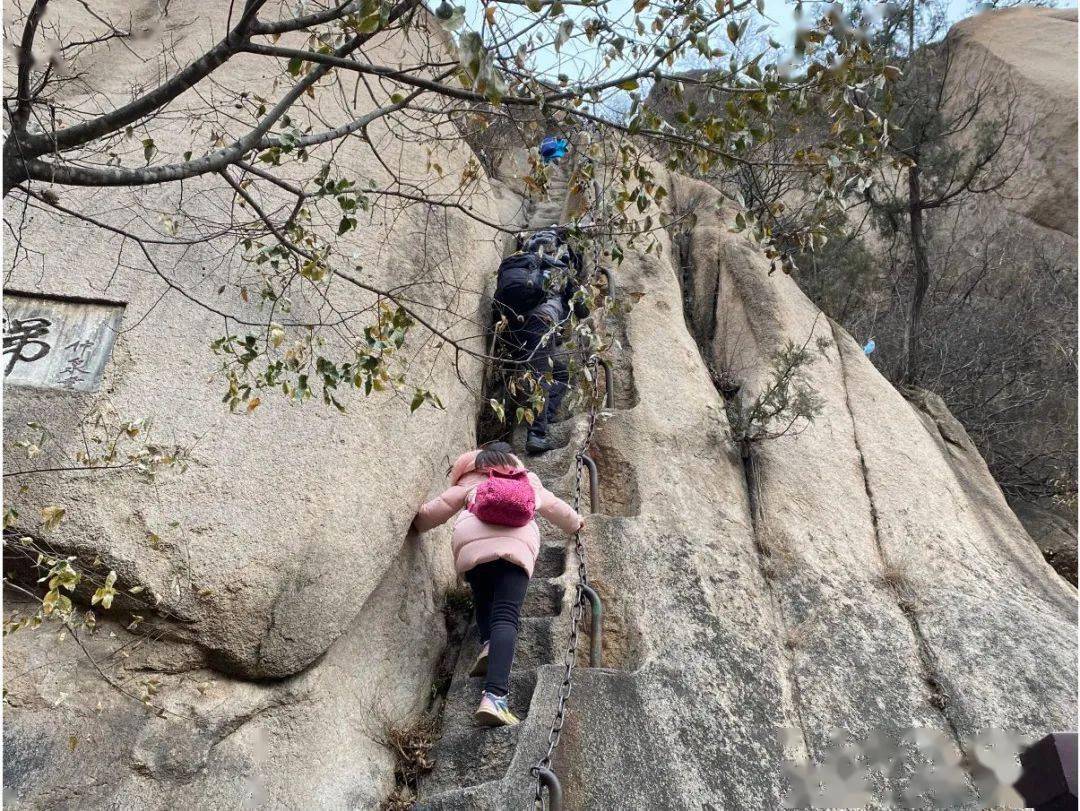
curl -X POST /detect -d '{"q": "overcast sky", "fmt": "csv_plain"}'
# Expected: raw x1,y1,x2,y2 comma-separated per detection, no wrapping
452,0,1075,123
461,0,1076,81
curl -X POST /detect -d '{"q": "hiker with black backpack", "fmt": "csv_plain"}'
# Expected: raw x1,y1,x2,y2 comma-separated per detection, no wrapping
493,229,590,455
413,442,585,727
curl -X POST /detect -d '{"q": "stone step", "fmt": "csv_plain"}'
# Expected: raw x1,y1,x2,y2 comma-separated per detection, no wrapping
418,665,570,810
515,419,578,459
421,724,522,796
541,417,578,449
523,577,564,617
516,616,558,671
452,615,557,687
510,615,559,672
533,543,566,579
415,780,505,811
439,670,537,730
518,444,578,488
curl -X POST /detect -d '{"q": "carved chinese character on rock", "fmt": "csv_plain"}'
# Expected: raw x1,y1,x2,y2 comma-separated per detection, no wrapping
56,340,97,389
3,316,53,375
2,293,124,392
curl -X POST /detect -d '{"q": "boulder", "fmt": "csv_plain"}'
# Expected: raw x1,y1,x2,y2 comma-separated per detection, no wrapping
2,534,448,809
2,1,503,680
946,7,1078,236
1010,500,1078,586
3,3,514,806
547,163,1076,808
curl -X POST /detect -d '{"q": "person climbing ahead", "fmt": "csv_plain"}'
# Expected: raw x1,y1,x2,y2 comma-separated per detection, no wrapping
412,441,585,727
494,229,590,455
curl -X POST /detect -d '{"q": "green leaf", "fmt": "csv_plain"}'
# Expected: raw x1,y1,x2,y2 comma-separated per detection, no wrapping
42,589,60,616
48,561,80,592
92,571,118,610
357,12,382,32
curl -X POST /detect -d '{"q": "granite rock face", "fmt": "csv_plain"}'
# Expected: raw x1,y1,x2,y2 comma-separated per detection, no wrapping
3,535,451,809
676,169,1077,739
547,166,1076,809
3,2,509,681
946,7,1078,237
2,3,513,807
1010,501,1079,586
943,7,1079,569
419,154,1076,809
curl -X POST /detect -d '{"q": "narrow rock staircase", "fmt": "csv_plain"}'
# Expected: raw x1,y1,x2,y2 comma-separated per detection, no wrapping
417,422,582,808
418,143,629,810
416,158,586,810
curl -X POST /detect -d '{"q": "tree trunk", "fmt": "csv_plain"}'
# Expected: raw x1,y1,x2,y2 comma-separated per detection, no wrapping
904,163,930,385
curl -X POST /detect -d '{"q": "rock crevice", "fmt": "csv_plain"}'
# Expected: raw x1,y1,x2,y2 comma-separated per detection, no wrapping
831,319,966,754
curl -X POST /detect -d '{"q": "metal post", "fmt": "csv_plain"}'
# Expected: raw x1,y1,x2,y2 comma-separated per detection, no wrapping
579,453,599,514
597,267,616,300
535,767,563,811
596,357,614,410
580,584,603,668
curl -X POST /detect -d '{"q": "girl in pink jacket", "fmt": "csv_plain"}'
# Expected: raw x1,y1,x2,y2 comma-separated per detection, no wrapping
413,441,585,727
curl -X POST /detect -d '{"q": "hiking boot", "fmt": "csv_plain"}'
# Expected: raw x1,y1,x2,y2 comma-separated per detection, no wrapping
469,641,490,677
475,691,520,727
525,431,552,455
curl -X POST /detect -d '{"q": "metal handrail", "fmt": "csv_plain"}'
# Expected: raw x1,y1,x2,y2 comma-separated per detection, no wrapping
535,768,563,811
580,584,603,668
595,357,614,410
579,452,599,514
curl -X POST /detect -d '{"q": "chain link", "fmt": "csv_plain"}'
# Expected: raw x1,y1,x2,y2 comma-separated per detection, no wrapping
530,119,611,809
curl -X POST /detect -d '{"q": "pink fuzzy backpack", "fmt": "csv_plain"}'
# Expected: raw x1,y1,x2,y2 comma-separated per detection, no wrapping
468,469,536,527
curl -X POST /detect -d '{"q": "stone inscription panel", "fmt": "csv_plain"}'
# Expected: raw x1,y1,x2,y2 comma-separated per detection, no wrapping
3,292,124,392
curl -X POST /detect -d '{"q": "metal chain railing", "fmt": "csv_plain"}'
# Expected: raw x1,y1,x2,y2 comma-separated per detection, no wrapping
529,120,613,811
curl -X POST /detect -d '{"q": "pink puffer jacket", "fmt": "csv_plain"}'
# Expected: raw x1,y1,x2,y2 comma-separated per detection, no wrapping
414,450,584,577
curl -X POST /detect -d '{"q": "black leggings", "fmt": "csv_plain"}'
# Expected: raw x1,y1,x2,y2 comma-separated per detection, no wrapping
464,558,530,696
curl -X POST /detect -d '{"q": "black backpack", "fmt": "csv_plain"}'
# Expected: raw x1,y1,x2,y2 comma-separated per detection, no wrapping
494,252,566,319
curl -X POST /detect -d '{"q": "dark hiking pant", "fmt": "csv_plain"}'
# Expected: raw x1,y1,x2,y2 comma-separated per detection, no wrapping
507,311,569,437
464,558,530,696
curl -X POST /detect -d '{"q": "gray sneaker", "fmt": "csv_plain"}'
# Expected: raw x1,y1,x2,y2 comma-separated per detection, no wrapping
475,691,520,727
